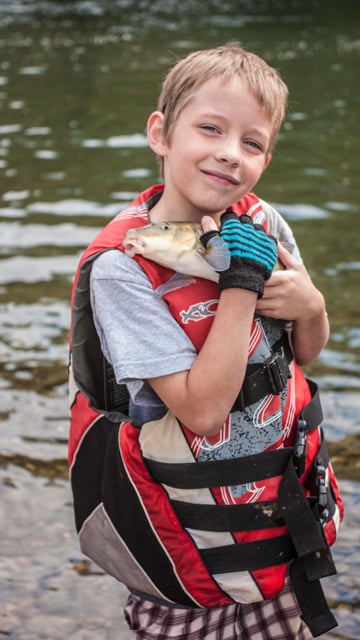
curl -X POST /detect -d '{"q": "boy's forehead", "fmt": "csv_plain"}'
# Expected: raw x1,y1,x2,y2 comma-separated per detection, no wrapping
182,76,263,114
185,75,253,106
176,76,275,141
194,74,240,94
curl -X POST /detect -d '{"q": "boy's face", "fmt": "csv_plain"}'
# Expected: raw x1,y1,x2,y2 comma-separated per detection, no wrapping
148,76,273,224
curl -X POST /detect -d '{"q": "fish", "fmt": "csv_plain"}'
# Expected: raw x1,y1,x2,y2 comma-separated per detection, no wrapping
123,221,231,282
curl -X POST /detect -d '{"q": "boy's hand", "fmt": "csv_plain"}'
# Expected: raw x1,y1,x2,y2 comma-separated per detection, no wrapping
256,243,329,365
256,243,322,320
216,211,278,297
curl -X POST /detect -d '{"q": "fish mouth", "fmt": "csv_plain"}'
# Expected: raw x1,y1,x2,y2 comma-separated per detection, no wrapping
123,234,146,257
201,169,240,186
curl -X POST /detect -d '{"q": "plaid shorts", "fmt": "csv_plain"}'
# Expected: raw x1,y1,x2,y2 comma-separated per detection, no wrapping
124,579,313,640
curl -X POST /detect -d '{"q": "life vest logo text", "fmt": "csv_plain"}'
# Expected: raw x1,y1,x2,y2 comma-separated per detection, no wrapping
180,299,218,324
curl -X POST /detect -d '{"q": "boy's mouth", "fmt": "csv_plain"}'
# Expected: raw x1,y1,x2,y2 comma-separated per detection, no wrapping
201,169,240,186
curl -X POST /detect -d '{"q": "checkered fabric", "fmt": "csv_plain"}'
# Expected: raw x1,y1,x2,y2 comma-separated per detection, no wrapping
124,579,314,639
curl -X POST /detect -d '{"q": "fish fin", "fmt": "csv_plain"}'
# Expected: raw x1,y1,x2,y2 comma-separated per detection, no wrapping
202,235,230,272
156,273,196,295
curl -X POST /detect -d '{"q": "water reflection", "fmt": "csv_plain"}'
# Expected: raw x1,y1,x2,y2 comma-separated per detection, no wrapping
0,1,359,638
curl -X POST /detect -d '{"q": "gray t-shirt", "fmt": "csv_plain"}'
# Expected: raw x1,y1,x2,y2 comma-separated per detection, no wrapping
90,201,301,421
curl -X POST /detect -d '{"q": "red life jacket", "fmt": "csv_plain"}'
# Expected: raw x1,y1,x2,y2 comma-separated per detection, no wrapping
68,184,343,637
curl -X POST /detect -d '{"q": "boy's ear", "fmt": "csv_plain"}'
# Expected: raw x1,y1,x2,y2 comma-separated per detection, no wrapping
263,154,272,171
147,111,168,157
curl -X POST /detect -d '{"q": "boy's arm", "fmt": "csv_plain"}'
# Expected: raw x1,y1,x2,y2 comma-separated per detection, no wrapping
149,213,278,438
256,243,329,365
149,287,258,437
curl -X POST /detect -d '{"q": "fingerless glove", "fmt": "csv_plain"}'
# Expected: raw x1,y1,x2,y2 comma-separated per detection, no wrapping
218,211,278,296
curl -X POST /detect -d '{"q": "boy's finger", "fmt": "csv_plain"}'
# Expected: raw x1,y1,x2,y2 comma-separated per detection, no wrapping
277,242,300,269
201,215,219,233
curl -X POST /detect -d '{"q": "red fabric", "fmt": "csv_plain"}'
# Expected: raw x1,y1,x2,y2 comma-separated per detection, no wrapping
68,184,344,607
68,392,100,467
120,421,233,608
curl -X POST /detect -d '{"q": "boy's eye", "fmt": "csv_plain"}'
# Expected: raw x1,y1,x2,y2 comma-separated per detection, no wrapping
200,124,220,133
244,139,263,151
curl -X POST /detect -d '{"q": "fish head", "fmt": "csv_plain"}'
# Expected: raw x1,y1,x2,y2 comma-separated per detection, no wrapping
123,220,230,282
123,221,201,264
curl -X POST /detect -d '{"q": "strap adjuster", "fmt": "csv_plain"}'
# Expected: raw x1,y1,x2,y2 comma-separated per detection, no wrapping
316,461,330,521
266,346,290,395
293,418,307,477
231,338,293,413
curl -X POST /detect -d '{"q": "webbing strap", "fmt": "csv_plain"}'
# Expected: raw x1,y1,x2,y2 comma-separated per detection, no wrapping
279,456,336,580
199,534,295,573
293,378,323,476
290,559,338,637
278,454,337,637
144,448,292,489
316,430,330,467
170,499,284,531
144,385,323,491
300,378,323,431
232,334,293,412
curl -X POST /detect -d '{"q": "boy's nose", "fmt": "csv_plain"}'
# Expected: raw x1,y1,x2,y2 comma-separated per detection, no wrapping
214,139,241,166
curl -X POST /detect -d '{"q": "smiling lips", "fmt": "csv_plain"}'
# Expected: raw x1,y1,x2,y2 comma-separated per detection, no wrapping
201,169,240,186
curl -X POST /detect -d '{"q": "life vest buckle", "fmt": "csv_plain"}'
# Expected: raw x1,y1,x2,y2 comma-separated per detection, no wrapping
293,419,307,476
316,461,330,521
266,346,290,395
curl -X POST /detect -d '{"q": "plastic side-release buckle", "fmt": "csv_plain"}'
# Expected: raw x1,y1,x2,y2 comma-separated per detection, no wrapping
316,461,330,522
293,418,307,477
266,346,291,395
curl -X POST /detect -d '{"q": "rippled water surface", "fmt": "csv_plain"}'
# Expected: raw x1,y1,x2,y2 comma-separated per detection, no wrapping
0,1,359,638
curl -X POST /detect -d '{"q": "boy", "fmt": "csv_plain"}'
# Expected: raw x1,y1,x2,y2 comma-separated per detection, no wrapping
68,44,343,639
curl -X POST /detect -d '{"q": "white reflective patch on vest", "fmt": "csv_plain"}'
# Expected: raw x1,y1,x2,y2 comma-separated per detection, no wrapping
68,364,79,407
79,503,177,603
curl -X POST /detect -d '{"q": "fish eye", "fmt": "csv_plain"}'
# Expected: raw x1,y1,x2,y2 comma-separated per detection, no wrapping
160,223,172,231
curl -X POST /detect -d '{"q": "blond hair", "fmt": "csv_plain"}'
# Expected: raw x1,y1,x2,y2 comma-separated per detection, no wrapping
156,43,288,175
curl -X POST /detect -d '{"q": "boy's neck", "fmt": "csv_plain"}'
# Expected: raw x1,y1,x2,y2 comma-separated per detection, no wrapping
149,194,224,226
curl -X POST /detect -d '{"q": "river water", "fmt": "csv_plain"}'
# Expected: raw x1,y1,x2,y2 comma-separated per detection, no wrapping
0,1,359,638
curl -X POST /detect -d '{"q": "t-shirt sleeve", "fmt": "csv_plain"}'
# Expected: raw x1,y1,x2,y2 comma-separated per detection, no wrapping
260,199,303,262
90,249,197,391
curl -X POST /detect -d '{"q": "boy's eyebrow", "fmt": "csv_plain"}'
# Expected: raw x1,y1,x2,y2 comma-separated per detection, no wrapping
196,111,227,121
197,112,272,138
